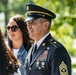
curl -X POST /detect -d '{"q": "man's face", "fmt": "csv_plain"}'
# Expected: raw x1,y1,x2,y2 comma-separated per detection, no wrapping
26,18,48,41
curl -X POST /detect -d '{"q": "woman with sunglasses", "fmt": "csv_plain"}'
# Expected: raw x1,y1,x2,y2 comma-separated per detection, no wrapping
6,14,31,75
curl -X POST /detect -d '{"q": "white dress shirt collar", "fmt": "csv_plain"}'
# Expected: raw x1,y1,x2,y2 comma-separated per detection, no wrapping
35,32,50,49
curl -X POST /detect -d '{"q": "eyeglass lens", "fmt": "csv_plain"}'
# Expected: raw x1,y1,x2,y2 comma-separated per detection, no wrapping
6,25,19,32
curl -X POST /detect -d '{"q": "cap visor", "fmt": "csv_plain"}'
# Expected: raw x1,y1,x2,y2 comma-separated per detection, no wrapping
25,17,35,22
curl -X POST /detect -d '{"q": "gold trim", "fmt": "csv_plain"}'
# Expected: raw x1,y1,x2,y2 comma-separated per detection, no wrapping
27,11,52,17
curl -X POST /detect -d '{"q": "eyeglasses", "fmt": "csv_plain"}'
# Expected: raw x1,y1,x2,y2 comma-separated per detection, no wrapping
6,25,19,32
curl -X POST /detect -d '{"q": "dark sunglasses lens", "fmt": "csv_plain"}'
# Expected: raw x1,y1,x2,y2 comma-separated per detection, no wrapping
11,26,19,32
6,25,19,32
7,27,11,30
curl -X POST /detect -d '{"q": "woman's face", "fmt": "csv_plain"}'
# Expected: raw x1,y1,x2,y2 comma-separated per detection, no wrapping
6,19,23,42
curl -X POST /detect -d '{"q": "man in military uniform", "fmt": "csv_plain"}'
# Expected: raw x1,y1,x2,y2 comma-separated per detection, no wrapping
25,3,71,75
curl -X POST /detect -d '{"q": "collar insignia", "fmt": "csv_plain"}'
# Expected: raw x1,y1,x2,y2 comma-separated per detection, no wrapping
42,43,45,46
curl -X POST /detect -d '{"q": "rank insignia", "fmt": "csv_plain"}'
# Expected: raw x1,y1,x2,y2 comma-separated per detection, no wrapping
59,61,68,75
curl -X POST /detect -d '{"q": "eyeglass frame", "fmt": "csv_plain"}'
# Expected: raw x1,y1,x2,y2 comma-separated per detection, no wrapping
6,25,19,32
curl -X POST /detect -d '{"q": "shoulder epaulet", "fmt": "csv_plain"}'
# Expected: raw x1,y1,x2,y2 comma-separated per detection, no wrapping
48,38,57,48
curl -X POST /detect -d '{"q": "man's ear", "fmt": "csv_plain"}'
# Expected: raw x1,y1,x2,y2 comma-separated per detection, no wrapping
44,21,50,28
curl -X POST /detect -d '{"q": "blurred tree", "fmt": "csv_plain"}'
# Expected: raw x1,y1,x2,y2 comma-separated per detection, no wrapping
33,0,76,56
0,0,8,25
0,0,34,25
0,0,33,36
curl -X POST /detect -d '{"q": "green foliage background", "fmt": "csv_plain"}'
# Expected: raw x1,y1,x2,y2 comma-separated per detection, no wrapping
0,0,76,57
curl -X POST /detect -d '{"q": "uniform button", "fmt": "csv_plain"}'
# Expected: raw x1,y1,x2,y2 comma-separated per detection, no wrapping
47,47,50,50
36,61,39,67
29,67,31,70
53,41,56,44
39,67,41,69
50,39,52,41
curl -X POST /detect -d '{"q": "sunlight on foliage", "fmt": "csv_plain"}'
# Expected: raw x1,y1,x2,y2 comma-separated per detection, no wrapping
0,0,76,57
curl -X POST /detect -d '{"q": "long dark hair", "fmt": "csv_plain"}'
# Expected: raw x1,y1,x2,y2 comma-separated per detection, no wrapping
0,29,19,75
7,15,31,51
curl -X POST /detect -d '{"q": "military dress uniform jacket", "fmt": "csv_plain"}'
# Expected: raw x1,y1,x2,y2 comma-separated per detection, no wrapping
25,34,71,75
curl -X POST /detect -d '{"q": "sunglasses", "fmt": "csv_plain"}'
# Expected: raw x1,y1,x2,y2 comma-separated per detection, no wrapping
6,25,19,32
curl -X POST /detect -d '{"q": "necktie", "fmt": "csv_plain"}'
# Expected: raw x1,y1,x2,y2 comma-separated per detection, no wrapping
32,44,37,56
31,44,37,61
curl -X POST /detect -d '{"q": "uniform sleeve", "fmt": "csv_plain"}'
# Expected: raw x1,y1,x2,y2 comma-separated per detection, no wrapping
50,46,71,75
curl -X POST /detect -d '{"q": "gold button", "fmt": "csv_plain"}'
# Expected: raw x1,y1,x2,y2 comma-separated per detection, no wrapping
53,42,56,44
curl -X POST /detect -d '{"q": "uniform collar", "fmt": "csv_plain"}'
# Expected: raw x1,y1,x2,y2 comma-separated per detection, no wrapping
35,32,50,49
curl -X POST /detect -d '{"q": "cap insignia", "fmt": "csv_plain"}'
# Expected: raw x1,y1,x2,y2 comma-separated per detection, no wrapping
27,6,29,10
59,61,68,75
